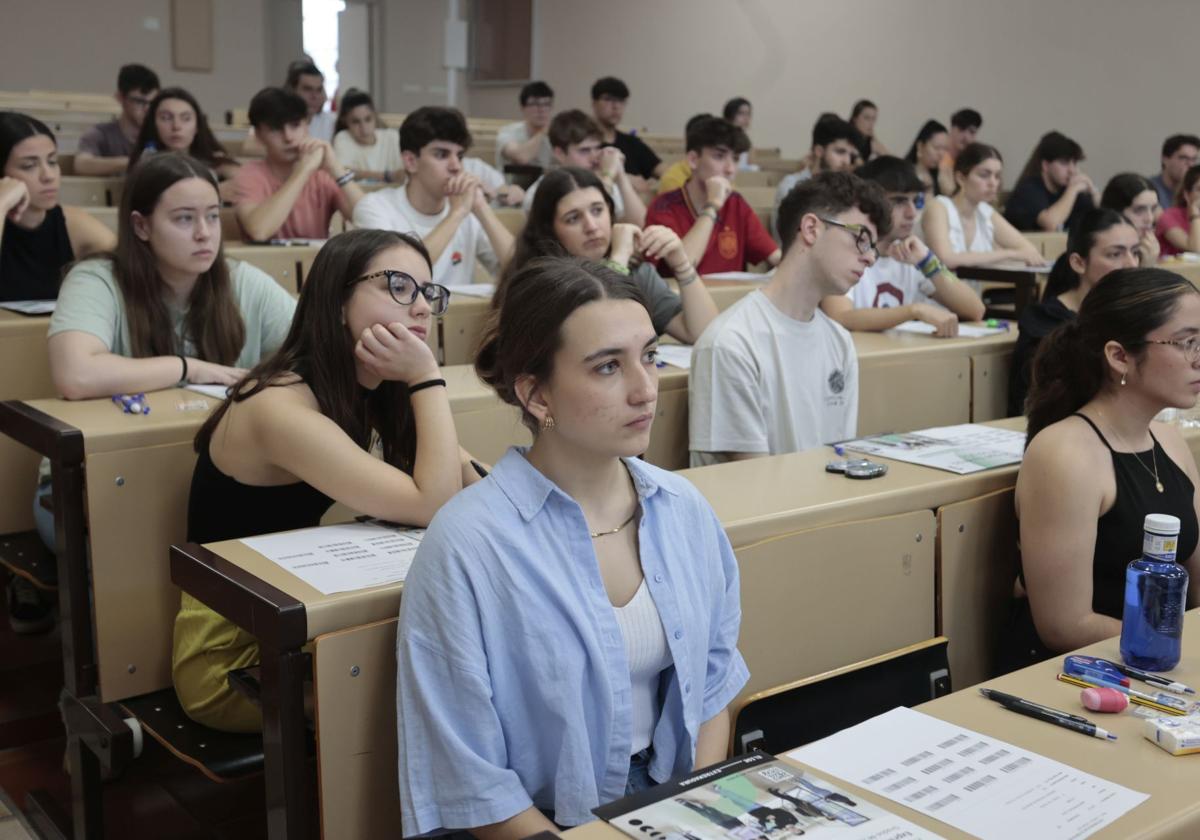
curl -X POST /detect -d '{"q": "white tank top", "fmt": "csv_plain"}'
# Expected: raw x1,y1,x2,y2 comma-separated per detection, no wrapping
612,578,673,753
936,194,996,253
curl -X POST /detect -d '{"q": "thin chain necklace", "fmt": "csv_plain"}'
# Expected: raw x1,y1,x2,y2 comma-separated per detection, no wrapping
590,508,638,539
1095,409,1163,493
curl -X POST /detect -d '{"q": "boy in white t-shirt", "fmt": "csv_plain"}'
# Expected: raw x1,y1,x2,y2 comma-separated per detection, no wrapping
689,171,892,466
352,107,514,286
820,157,985,336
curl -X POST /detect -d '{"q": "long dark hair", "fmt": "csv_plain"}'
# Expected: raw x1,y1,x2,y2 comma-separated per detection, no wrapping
496,166,615,301
476,256,648,433
904,119,947,163
951,142,1002,197
128,88,232,173
1100,173,1155,215
1042,208,1133,300
196,229,432,472
113,153,245,362
1026,268,1197,443
1173,164,1200,208
0,111,56,168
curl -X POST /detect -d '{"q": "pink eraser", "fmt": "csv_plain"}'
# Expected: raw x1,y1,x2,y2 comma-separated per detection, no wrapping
1081,687,1128,713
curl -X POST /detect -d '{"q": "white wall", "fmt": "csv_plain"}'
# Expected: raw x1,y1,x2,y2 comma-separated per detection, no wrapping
2,0,275,117
460,0,1200,189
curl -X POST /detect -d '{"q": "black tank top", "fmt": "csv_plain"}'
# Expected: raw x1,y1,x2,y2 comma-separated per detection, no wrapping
187,438,335,544
1073,413,1198,618
0,206,74,302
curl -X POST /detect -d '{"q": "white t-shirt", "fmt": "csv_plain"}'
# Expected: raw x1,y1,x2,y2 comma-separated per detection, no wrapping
308,111,337,143
522,173,625,218
495,121,553,169
847,256,939,309
462,157,507,192
933,195,995,253
351,186,499,286
333,127,401,175
689,289,858,466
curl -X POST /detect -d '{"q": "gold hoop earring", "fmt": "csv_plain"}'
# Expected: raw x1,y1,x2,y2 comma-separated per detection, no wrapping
1121,373,1127,386
541,416,556,431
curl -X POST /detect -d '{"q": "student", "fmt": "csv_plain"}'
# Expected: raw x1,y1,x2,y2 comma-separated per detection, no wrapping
646,116,779,275
1001,268,1200,670
522,109,646,226
1148,134,1200,211
904,120,950,196
1007,209,1140,417
936,108,982,195
1155,164,1200,258
286,59,336,142
332,88,402,183
689,171,890,466
1004,131,1098,232
591,76,664,186
0,113,115,302
922,143,1043,269
849,99,889,161
463,156,526,207
234,87,364,242
176,228,477,732
74,63,160,176
820,157,984,336
1100,173,1160,266
397,255,748,836
771,117,859,238
352,107,513,286
127,88,240,200
723,97,757,171
656,114,711,196
47,153,297,399
495,81,555,170
502,167,717,344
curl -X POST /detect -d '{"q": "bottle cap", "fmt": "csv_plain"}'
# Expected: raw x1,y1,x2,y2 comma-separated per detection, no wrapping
1145,513,1182,536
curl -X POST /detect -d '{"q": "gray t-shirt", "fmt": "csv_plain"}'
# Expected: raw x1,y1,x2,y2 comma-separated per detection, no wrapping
78,120,135,158
630,262,683,336
49,257,296,365
495,121,553,169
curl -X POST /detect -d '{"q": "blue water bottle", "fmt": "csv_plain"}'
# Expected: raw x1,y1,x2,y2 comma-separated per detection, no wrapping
1120,513,1189,671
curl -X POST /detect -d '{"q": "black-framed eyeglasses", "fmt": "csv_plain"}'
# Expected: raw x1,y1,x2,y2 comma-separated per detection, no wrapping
1145,336,1200,364
817,217,879,259
350,270,451,315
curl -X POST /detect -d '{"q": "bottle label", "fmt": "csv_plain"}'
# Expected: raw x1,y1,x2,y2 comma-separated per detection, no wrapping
1144,532,1179,562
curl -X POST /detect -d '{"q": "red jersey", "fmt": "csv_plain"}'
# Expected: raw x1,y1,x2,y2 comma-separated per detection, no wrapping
645,187,777,275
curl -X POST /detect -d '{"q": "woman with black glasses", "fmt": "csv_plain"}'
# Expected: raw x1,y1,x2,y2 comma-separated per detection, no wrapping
173,228,481,733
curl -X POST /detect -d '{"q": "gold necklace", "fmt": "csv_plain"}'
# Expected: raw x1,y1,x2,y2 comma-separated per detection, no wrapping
590,508,638,539
1096,410,1163,493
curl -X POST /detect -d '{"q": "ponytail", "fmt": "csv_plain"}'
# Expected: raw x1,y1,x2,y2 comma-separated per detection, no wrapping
1025,321,1096,443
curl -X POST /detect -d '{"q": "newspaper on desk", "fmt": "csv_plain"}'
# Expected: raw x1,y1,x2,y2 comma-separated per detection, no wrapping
240,520,424,595
843,423,1025,474
789,707,1148,840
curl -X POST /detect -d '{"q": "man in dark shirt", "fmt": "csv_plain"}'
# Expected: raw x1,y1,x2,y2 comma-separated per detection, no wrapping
1003,131,1098,232
590,76,663,189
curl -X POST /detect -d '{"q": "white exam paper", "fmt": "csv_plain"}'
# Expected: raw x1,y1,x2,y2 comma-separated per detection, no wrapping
240,521,424,595
889,321,1008,339
655,344,693,369
449,283,495,298
0,300,56,314
843,424,1025,474
701,270,773,282
185,384,231,399
789,707,1148,840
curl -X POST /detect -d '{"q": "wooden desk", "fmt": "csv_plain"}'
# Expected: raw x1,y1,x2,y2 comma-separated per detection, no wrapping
225,244,315,295
956,264,1048,317
58,175,121,207
0,312,54,534
564,611,1200,840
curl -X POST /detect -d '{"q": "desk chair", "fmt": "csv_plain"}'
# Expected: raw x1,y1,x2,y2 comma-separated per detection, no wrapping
731,637,951,756
503,163,543,190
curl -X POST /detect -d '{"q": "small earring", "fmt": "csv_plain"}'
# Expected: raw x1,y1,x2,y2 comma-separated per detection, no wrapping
1121,373,1127,386
541,415,556,431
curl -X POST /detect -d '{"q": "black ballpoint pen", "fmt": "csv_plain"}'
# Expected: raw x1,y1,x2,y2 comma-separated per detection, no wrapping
979,688,1117,741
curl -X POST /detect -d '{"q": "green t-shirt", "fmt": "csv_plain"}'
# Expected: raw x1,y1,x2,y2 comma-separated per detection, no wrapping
49,257,296,365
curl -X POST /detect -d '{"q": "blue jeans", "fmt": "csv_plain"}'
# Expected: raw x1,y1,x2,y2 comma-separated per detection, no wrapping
625,748,656,796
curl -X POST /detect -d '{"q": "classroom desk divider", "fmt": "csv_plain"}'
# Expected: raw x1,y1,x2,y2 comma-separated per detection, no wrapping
0,312,55,535
225,244,316,296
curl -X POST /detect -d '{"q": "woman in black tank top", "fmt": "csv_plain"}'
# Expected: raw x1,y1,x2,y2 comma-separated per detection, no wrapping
0,112,115,301
174,229,483,733
1001,268,1200,674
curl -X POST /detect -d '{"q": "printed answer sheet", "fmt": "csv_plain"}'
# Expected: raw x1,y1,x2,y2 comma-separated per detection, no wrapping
241,521,424,595
789,707,1147,840
844,424,1025,474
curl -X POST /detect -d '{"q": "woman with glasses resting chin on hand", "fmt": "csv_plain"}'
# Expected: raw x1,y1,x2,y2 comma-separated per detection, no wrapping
1001,268,1200,673
173,228,483,733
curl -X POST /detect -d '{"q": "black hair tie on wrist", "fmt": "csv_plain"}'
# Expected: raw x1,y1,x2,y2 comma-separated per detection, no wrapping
408,377,446,394
178,354,188,385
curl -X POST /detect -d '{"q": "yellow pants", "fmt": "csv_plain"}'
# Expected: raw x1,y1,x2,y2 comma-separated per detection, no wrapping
172,592,262,733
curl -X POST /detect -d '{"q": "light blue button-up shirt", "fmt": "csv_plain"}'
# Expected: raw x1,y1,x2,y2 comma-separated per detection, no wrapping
397,448,749,834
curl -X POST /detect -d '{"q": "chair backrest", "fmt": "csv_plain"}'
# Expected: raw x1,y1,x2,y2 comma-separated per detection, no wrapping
731,637,951,755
